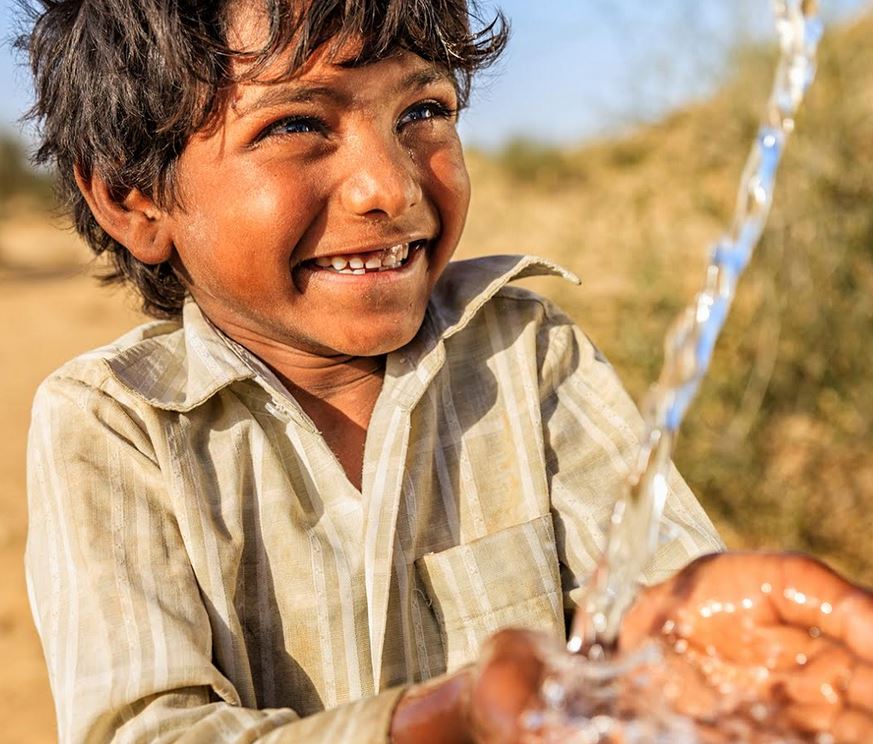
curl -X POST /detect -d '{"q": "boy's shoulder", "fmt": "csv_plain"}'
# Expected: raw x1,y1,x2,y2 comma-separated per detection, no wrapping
43,318,183,392
36,303,253,413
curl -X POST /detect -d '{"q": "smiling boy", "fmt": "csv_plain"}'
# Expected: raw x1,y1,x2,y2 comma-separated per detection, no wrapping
21,1,722,742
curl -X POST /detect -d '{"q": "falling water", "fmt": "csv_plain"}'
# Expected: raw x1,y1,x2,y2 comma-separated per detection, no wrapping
529,1,825,741
571,0,823,656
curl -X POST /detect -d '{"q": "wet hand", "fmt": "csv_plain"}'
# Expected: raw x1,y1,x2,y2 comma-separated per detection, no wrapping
467,628,561,743
389,628,561,744
619,552,873,743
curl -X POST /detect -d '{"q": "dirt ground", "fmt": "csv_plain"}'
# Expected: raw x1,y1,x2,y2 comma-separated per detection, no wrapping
0,215,145,743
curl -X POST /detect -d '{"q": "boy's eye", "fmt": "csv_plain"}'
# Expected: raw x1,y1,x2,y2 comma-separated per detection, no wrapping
397,100,457,129
256,116,326,142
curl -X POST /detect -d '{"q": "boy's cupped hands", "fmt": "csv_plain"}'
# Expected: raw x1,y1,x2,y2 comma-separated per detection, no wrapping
390,552,873,743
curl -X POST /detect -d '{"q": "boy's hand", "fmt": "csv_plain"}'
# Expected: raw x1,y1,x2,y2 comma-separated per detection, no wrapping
392,552,873,743
620,552,873,742
466,629,560,743
390,628,558,744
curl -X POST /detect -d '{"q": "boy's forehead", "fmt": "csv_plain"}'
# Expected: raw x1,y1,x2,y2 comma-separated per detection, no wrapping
222,10,453,114
225,1,363,66
225,4,397,91
227,52,452,122
225,2,277,55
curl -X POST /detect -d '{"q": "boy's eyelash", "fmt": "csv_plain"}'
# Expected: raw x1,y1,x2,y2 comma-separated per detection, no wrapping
255,115,328,143
253,99,457,145
398,100,458,127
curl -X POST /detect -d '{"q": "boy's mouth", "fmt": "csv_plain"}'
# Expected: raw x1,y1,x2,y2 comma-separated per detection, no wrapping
304,240,427,275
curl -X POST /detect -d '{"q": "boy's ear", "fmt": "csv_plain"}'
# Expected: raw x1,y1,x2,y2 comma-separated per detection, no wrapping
74,166,174,265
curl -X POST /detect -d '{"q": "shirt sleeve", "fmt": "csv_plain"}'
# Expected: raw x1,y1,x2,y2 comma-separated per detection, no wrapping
534,305,725,612
25,374,405,744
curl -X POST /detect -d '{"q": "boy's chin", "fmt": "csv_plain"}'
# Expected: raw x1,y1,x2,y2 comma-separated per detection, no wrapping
321,318,423,358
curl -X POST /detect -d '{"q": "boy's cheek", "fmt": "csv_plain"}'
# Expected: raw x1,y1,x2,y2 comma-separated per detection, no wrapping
429,144,471,206
425,146,470,265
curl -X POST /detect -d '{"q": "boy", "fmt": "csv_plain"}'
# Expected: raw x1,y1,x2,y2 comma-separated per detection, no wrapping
21,1,728,741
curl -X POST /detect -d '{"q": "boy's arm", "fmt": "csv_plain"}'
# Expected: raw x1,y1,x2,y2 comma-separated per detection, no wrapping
26,375,405,744
535,309,725,607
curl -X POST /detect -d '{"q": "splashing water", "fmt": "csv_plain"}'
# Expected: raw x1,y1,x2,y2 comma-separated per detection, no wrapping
571,0,823,656
532,1,825,741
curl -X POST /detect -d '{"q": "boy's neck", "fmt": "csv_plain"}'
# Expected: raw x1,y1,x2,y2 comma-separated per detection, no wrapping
222,327,386,492
232,330,386,402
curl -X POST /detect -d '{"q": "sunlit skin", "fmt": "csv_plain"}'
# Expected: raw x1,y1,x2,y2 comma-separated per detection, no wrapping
432,554,873,744
167,47,469,364
619,553,873,742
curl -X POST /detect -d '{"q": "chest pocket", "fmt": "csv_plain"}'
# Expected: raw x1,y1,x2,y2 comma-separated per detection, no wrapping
414,514,564,672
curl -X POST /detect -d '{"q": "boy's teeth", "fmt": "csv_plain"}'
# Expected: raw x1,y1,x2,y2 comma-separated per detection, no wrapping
312,242,420,274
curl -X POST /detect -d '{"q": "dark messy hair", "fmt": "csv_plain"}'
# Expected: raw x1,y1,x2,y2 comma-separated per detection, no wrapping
16,0,508,318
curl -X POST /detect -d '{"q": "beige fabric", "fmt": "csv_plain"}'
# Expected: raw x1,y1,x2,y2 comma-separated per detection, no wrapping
25,255,724,743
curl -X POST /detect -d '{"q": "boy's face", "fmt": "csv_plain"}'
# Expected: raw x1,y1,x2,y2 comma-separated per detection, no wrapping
163,29,470,358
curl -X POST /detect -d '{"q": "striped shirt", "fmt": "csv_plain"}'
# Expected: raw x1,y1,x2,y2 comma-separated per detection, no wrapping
25,255,723,743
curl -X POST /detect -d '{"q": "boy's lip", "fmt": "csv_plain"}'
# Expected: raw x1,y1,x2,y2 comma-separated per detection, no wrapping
293,238,428,285
298,234,435,266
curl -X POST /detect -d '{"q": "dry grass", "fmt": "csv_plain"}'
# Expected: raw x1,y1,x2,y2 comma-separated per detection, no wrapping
0,11,870,742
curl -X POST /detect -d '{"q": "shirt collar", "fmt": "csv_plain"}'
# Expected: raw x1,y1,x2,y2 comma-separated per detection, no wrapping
427,254,579,340
105,300,255,412
105,255,579,412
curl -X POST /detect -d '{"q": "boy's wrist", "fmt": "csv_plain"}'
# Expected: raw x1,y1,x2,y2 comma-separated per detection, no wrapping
389,667,474,744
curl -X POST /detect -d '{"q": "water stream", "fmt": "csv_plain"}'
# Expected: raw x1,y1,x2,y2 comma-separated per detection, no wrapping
531,1,825,740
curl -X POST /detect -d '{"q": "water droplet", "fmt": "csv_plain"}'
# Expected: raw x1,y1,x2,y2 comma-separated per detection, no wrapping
820,682,839,704
751,702,769,722
591,716,614,736
795,653,808,666
661,619,676,635
820,602,833,615
809,626,822,639
542,677,566,709
761,582,773,594
587,643,606,662
742,598,754,610
674,639,688,654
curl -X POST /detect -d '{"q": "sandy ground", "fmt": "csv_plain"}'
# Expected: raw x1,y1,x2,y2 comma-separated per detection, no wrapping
0,215,145,743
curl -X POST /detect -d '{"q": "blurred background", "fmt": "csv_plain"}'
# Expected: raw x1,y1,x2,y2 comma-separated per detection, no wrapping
2,1,872,741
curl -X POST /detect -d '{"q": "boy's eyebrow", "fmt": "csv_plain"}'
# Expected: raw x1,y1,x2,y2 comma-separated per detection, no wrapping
234,67,453,119
388,67,454,97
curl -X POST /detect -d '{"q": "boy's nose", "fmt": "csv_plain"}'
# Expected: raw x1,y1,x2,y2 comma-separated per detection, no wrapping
339,136,422,219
